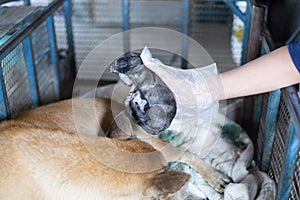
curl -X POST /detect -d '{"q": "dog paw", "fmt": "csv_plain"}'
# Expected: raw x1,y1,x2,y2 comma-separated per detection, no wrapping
203,169,231,193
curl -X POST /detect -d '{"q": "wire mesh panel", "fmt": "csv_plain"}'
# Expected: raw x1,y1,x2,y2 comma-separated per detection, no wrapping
24,0,243,82
29,0,77,97
71,0,184,80
190,0,236,72
192,0,233,24
54,6,68,50
29,1,68,50
89,0,123,27
268,129,286,182
130,0,183,26
278,87,300,200
49,0,240,81
1,43,32,118
0,88,4,117
0,0,76,120
31,22,58,104
264,91,300,199
267,98,290,183
0,6,39,39
53,6,72,81
70,1,123,80
257,90,282,170
289,151,300,200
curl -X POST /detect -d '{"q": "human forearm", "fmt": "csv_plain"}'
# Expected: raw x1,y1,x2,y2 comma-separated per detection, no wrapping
218,46,300,100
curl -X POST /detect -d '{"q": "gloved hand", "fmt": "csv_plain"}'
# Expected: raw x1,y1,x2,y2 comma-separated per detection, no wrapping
140,47,223,155
140,47,221,128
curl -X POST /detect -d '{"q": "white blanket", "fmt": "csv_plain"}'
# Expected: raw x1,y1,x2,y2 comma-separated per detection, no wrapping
162,116,276,200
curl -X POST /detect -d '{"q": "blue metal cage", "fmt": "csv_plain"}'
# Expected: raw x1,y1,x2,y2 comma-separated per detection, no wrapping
0,0,75,120
245,2,300,199
258,86,300,200
0,0,298,199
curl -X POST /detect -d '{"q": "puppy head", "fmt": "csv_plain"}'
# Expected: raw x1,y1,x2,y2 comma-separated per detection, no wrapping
110,52,142,74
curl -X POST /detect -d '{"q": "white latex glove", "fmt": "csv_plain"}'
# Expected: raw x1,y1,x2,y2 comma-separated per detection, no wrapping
141,47,220,112
140,47,222,154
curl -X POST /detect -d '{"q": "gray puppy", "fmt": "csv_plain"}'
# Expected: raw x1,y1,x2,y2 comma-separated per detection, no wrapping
110,52,177,135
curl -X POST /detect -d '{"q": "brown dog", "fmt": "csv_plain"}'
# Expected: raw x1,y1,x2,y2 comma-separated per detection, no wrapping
14,97,229,193
0,98,190,200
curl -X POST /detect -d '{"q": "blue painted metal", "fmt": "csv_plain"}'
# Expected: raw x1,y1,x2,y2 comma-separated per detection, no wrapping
0,66,9,120
278,124,300,200
0,0,75,121
122,0,130,53
63,0,74,53
252,94,263,133
284,86,300,138
0,0,29,5
260,89,281,171
34,48,50,66
46,15,61,98
223,1,245,22
22,36,39,107
23,0,30,6
181,0,190,69
241,2,251,64
63,0,76,78
0,0,67,61
221,0,251,65
264,86,300,199
262,38,271,54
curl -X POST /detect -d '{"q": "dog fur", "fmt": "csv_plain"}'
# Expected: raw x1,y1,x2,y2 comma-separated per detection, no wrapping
0,98,190,200
107,105,230,194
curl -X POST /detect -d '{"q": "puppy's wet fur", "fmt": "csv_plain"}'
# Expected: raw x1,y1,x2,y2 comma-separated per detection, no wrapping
111,52,177,135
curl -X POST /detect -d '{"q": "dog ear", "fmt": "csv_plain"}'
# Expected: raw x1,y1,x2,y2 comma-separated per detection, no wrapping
144,169,190,199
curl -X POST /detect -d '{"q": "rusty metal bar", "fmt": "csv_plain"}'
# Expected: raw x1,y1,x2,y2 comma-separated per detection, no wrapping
262,23,276,51
246,5,265,62
242,4,266,147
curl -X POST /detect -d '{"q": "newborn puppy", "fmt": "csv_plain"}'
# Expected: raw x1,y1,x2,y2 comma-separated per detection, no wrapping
111,52,176,135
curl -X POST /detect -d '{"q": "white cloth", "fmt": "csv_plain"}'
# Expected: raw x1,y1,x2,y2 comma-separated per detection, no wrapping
163,116,276,200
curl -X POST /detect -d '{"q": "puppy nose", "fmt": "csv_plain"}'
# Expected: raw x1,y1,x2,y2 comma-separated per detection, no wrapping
116,59,128,69
110,58,128,74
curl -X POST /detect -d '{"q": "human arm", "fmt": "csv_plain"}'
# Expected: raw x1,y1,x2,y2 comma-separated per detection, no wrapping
141,44,300,103
219,45,300,100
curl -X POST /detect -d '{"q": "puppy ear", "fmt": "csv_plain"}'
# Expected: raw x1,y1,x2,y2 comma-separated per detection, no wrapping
144,169,190,199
